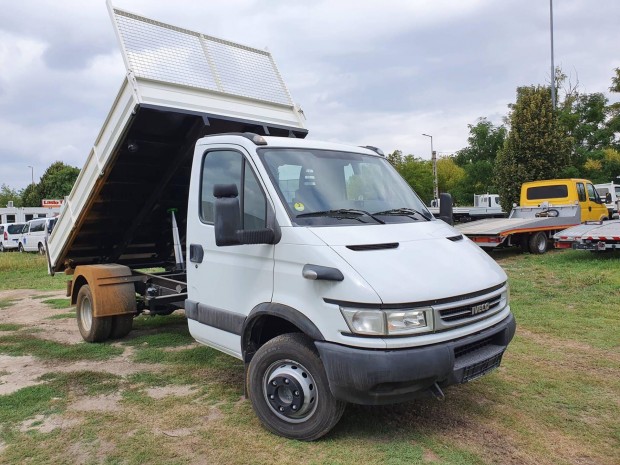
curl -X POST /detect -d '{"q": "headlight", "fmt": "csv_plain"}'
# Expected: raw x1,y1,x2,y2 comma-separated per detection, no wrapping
340,307,433,336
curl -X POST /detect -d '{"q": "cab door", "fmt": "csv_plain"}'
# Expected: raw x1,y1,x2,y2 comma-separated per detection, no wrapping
585,182,607,221
186,146,275,358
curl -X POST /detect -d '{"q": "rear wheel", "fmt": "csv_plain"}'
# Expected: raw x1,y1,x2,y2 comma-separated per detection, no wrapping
76,285,112,342
0,243,4,252
110,314,133,339
247,333,345,441
528,232,548,254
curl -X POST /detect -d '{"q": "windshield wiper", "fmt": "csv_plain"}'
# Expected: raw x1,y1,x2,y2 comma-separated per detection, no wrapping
296,209,385,224
372,207,431,221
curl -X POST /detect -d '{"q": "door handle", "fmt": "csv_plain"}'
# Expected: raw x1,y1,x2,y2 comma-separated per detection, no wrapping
189,244,204,263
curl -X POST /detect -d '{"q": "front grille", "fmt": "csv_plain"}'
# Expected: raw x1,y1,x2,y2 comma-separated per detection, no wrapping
438,293,502,323
462,352,503,382
454,335,495,358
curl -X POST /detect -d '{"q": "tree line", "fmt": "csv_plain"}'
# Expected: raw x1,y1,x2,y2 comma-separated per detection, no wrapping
0,162,80,208
389,68,620,211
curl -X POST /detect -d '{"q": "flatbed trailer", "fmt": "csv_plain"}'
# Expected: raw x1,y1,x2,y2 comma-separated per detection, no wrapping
456,205,581,254
554,220,620,251
428,205,506,222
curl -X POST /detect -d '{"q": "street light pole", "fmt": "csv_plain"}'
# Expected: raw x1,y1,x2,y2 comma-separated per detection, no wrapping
422,134,439,202
27,165,34,185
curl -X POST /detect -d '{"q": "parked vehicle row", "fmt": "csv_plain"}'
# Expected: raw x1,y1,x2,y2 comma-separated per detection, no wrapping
0,217,57,254
457,178,609,254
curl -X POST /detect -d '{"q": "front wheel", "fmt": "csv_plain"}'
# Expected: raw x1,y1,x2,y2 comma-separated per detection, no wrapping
247,333,345,441
76,285,112,342
38,243,45,255
528,231,548,254
18,243,23,253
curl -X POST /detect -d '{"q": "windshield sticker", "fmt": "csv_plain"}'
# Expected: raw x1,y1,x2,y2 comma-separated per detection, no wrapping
294,202,305,212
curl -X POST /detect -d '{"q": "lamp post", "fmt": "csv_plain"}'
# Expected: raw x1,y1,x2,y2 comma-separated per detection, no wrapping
422,134,439,202
27,165,34,185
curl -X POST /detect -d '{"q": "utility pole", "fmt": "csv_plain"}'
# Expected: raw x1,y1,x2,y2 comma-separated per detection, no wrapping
550,0,556,109
422,134,439,202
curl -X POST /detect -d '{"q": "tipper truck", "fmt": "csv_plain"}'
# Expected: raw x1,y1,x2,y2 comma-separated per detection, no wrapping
48,4,516,440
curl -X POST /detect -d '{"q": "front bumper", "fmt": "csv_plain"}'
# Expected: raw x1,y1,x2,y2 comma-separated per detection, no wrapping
315,313,516,405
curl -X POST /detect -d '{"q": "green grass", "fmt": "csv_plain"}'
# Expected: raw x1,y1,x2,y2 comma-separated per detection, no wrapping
0,323,23,331
0,253,66,290
41,298,71,309
0,249,618,465
0,334,123,361
498,249,620,349
0,298,16,309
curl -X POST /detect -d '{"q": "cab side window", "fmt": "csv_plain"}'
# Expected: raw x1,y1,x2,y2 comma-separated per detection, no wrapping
200,150,267,229
586,183,599,202
576,183,586,202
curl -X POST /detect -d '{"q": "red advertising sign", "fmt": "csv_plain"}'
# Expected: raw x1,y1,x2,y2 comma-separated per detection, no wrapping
42,199,64,208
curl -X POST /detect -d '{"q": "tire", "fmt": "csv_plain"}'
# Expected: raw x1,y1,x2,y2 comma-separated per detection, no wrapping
76,285,112,342
18,243,23,253
247,333,345,441
38,243,45,255
0,243,4,253
109,314,134,339
528,232,548,254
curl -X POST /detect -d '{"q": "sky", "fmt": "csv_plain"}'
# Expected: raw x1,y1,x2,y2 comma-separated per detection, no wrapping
0,0,619,190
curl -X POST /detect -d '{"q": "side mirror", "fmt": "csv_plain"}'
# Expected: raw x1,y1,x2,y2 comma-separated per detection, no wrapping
214,184,241,246
438,193,454,225
213,183,278,246
605,193,612,204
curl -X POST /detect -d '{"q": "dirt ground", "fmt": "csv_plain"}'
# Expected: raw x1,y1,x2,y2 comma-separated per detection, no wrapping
0,289,178,397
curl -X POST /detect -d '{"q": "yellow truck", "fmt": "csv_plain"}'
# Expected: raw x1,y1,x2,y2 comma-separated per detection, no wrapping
456,179,608,254
520,179,608,222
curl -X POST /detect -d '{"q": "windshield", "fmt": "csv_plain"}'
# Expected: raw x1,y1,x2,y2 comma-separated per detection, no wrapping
259,148,431,226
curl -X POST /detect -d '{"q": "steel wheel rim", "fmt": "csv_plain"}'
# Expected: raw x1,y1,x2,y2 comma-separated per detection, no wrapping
262,359,318,423
537,235,546,252
80,296,93,332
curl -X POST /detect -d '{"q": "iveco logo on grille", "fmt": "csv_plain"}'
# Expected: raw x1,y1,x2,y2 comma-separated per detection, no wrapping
471,302,490,315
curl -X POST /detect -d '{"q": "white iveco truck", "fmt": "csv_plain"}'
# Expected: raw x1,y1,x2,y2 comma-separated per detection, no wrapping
47,4,516,440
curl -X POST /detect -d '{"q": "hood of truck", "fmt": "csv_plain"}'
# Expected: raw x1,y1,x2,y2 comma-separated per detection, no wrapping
309,221,507,304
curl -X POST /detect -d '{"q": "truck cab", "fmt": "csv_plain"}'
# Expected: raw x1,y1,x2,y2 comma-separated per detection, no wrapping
520,179,608,222
184,134,515,438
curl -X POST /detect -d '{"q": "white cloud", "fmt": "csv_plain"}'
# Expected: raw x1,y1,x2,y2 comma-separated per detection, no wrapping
0,0,619,190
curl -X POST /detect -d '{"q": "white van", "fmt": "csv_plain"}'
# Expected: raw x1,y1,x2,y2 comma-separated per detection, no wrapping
0,223,26,252
19,217,57,254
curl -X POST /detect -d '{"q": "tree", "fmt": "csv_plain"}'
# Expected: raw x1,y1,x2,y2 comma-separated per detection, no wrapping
0,184,23,208
437,157,465,199
21,183,41,207
21,161,80,207
494,85,572,211
454,118,506,201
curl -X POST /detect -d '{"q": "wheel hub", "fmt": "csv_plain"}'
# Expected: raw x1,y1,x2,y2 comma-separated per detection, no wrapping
264,361,317,423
